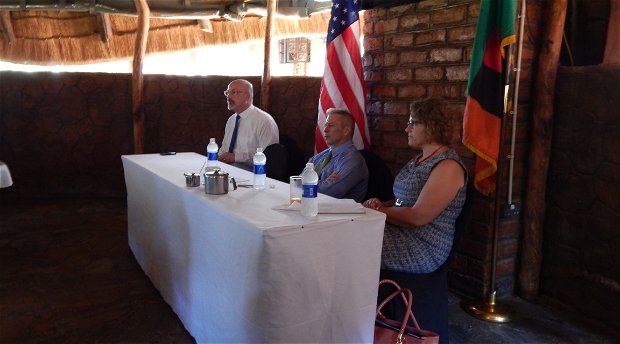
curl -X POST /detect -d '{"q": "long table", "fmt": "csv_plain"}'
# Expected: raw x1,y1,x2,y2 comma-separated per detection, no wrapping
121,153,386,343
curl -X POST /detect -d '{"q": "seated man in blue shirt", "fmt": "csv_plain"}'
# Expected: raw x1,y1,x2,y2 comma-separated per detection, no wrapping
307,108,369,202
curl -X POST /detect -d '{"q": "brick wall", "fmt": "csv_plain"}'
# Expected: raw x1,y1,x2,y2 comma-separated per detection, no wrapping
362,0,543,297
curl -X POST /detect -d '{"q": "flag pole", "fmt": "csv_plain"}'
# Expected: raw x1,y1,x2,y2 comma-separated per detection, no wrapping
460,52,514,321
461,0,526,323
507,0,527,204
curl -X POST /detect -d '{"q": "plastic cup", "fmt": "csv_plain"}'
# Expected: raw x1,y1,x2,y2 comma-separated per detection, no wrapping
289,176,302,204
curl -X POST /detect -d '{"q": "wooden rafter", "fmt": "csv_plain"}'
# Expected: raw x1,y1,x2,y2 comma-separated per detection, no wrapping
96,13,113,43
260,0,276,111
132,0,150,154
603,0,620,65
0,10,15,44
519,0,567,299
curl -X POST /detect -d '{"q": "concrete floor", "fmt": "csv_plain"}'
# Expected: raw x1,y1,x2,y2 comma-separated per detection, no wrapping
0,196,617,343
447,292,616,343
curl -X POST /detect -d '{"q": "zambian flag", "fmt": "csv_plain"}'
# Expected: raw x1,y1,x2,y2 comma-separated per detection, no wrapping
463,0,516,196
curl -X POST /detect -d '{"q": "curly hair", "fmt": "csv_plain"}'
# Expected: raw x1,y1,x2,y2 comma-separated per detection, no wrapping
409,99,459,146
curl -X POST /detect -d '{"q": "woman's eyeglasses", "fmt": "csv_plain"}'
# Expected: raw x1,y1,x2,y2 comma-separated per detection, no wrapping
407,119,422,127
224,90,245,97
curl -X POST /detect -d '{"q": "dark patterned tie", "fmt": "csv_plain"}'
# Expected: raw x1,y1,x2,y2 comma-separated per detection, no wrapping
228,115,241,153
315,150,332,177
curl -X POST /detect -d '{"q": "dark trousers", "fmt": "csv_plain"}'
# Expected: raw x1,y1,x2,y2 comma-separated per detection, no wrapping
378,267,449,344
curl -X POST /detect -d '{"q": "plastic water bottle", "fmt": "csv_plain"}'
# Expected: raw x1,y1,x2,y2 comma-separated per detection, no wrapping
301,162,319,217
207,138,219,168
253,147,267,190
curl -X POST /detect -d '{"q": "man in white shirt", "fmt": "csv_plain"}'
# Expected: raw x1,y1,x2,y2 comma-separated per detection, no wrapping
218,79,279,168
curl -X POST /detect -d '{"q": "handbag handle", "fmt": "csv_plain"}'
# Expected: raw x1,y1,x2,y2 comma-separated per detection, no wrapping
376,285,412,343
376,279,421,330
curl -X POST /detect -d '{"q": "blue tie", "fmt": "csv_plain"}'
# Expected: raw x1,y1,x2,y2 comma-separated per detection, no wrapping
228,115,241,153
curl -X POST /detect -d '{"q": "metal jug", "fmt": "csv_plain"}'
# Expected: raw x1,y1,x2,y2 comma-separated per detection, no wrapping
184,172,201,187
204,168,231,194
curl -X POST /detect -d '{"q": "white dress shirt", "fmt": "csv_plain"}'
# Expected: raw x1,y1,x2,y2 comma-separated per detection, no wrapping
219,105,279,166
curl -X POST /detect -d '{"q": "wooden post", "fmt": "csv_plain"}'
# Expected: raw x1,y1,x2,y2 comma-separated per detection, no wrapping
518,0,567,299
603,0,620,65
97,13,113,43
260,0,276,111
132,0,150,154
0,11,15,44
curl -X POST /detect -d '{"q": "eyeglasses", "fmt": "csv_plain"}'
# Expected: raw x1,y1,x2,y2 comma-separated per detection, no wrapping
224,90,245,97
407,119,422,127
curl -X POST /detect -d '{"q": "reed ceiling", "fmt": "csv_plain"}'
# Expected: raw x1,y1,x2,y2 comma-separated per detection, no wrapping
0,0,334,65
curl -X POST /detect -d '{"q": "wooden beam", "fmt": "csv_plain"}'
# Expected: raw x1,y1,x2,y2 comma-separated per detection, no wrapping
260,0,276,111
0,11,15,44
603,0,620,65
518,0,567,300
97,13,113,43
132,0,150,154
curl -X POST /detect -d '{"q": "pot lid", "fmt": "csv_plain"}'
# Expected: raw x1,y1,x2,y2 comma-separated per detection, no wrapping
204,167,228,176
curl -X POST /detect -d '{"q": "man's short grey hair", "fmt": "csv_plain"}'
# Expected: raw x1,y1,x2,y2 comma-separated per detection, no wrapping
326,108,355,133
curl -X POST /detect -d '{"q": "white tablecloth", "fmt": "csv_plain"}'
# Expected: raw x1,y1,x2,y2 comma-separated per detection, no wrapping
0,161,13,188
121,153,386,343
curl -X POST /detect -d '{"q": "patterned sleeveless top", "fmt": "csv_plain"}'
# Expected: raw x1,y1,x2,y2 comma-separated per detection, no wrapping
381,149,467,274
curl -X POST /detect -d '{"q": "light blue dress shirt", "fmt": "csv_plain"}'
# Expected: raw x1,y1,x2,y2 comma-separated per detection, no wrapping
307,142,369,202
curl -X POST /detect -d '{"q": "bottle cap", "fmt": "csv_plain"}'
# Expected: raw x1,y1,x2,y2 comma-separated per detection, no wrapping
306,163,314,168
256,147,263,153
210,138,215,143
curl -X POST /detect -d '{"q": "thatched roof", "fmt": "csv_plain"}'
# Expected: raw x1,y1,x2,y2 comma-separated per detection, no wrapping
0,1,332,65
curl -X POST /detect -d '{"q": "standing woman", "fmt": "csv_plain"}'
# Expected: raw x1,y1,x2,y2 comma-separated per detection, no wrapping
363,99,467,343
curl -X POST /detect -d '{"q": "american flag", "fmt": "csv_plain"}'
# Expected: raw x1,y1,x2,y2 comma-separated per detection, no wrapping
315,0,370,152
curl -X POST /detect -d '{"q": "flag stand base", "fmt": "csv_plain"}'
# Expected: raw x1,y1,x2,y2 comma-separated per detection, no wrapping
460,291,513,323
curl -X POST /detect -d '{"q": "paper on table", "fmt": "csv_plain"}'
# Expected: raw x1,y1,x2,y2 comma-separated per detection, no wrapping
272,198,366,214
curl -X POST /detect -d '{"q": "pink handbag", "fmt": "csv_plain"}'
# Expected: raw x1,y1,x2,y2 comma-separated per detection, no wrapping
374,279,440,344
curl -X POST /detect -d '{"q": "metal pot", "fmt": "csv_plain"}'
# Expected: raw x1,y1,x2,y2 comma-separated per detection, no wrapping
184,172,201,187
204,168,235,194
